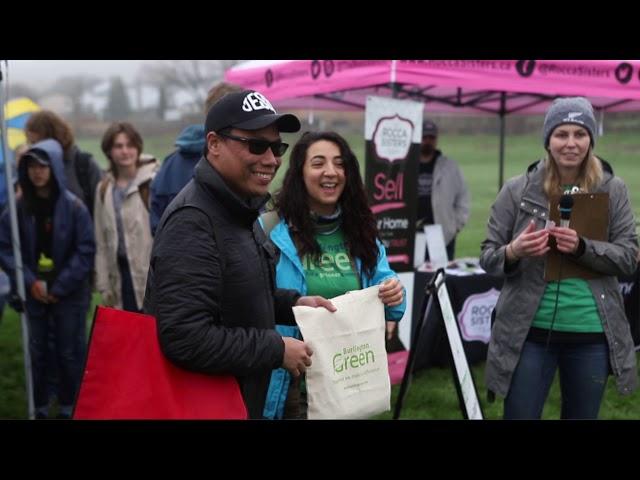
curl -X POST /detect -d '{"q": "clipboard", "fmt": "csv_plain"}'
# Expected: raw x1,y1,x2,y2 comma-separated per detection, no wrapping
544,192,609,281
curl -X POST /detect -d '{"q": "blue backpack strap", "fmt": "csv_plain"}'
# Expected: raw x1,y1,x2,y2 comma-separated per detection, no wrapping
263,324,301,419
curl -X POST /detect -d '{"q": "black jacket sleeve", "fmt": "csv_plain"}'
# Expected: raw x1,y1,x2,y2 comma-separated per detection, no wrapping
150,207,285,376
273,288,300,326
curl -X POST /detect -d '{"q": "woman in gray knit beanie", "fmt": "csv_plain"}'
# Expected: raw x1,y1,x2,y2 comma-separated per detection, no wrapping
480,96,638,419
541,97,602,197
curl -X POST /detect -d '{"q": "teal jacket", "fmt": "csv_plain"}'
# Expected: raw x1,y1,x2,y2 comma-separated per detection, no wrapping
263,217,406,419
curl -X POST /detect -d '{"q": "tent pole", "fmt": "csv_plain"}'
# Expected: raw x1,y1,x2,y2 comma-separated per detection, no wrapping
498,92,506,191
0,61,34,419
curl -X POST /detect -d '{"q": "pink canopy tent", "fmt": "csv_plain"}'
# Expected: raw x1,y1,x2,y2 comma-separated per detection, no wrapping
226,60,640,188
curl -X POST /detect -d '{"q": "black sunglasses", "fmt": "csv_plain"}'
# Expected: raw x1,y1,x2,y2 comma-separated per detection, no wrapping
217,131,289,157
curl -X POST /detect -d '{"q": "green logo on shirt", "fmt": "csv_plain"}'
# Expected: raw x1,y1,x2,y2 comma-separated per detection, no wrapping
303,252,352,277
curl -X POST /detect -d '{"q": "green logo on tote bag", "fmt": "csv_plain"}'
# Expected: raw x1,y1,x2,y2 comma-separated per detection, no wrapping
333,343,376,374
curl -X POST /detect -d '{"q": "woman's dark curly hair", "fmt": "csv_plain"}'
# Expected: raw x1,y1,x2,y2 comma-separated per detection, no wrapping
275,131,379,279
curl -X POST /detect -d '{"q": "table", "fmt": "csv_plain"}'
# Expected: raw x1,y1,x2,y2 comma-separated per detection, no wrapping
405,267,640,371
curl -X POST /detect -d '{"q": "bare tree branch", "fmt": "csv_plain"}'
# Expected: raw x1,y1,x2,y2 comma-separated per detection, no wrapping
137,60,241,113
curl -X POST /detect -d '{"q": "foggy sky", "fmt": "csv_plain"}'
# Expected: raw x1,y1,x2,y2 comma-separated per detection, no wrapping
9,60,157,88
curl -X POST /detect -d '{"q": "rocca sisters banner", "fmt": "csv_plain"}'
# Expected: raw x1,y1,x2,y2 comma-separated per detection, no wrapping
365,96,423,272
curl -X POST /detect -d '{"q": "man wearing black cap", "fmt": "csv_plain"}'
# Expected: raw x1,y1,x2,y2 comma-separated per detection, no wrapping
417,119,470,261
144,90,335,418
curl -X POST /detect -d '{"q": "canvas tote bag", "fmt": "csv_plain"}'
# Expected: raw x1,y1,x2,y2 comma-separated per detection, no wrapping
293,285,390,419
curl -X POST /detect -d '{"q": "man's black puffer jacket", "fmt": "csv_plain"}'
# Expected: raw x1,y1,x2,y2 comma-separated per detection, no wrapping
144,157,300,418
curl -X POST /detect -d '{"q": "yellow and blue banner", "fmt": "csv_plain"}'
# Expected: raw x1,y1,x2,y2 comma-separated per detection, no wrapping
0,97,40,206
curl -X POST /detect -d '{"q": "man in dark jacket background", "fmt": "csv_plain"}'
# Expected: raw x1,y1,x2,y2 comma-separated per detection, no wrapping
144,90,335,418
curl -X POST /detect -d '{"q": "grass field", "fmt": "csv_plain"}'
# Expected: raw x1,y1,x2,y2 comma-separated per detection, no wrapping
1,129,638,419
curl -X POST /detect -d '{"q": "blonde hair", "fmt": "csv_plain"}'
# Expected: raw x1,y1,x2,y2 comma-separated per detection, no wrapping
543,148,603,197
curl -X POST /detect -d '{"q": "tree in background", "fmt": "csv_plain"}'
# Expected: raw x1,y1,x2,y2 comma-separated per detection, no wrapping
138,60,240,117
49,75,101,124
156,85,168,121
104,76,131,121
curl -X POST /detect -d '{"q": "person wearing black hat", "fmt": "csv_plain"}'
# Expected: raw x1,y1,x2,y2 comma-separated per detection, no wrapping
416,119,470,262
0,139,95,419
480,97,638,419
25,110,103,218
143,90,336,418
26,110,104,411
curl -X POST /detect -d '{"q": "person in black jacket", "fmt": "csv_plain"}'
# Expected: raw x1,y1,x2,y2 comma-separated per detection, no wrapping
144,90,335,419
25,109,103,412
0,140,95,419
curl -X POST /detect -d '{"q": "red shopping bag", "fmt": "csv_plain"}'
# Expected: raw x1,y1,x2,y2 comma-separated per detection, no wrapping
73,306,247,419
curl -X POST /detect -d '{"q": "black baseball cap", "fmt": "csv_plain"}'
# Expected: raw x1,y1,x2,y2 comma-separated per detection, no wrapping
422,119,438,137
205,90,301,134
23,149,50,166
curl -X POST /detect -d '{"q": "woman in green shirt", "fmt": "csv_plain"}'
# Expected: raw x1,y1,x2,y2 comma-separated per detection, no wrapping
480,97,639,419
263,131,406,419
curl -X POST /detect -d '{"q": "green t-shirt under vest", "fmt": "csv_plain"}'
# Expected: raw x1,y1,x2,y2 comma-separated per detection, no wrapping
532,278,603,332
532,184,602,333
302,229,361,299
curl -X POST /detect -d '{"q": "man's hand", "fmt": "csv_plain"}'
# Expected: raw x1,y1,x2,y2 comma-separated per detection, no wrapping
30,281,49,303
378,278,404,307
295,295,336,312
282,337,313,377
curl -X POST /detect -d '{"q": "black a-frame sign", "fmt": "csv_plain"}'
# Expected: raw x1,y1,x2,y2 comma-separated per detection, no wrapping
393,269,484,420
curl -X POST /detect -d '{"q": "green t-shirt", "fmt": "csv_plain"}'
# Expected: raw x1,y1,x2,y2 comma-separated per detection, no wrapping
302,229,361,299
532,184,602,332
532,278,603,332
